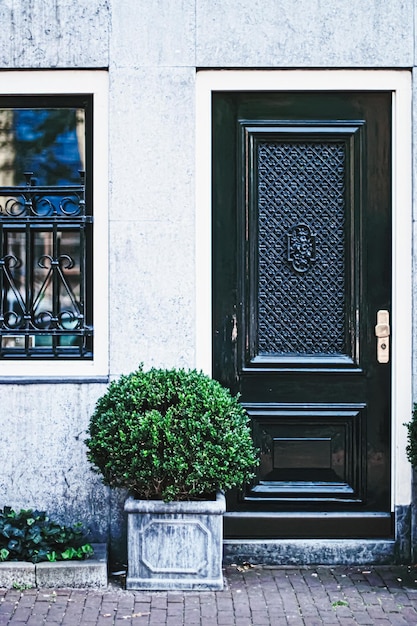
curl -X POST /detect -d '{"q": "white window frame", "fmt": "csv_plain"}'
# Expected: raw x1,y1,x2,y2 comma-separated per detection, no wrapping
195,69,412,510
0,70,108,379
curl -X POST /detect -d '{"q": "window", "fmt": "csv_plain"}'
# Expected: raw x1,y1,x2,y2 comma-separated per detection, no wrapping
0,97,92,359
0,72,108,378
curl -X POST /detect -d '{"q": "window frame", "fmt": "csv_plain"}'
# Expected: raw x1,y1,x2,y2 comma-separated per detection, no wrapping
0,71,108,379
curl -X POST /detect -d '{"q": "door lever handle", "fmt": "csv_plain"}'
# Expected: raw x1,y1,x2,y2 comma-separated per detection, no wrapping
375,310,390,364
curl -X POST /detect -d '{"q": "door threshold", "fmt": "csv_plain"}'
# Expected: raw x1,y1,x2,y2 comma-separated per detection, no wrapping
223,538,397,565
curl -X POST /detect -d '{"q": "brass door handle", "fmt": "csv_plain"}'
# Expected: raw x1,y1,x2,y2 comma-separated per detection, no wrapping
375,310,390,364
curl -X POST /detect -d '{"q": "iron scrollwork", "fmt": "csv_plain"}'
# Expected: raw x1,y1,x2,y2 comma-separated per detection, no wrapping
0,171,92,358
257,140,346,356
287,223,316,273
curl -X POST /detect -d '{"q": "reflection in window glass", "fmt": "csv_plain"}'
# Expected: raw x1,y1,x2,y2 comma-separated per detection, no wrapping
0,108,85,185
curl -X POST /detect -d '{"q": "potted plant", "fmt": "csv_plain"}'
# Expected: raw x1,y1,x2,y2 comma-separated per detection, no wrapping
85,365,258,590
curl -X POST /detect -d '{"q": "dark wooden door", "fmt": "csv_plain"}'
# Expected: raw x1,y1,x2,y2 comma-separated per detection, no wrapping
212,92,392,539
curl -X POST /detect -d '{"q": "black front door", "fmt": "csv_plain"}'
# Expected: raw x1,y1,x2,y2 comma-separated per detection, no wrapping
212,91,392,538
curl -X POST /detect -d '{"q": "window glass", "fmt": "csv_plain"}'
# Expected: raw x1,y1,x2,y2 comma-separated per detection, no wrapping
0,108,84,185
0,99,92,359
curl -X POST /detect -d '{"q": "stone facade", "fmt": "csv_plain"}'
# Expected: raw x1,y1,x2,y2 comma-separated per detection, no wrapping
0,0,415,565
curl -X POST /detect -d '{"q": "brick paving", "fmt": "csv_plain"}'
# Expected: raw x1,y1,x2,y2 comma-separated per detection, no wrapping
2,565,417,625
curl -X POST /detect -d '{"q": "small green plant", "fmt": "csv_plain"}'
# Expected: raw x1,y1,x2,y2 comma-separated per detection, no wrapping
85,366,259,501
405,404,417,468
12,582,33,590
332,600,349,608
0,507,93,563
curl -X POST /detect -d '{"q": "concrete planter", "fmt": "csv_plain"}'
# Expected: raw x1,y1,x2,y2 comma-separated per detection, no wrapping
124,491,226,590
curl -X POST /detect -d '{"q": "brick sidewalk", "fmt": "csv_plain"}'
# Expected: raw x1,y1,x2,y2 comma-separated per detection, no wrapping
2,565,417,625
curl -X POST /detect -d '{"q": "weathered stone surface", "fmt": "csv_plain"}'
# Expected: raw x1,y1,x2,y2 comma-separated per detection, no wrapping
0,383,110,542
108,67,195,223
111,0,195,68
0,561,35,589
36,544,107,588
0,544,107,589
223,539,397,565
108,67,196,375
0,0,110,68
125,493,225,590
196,0,413,67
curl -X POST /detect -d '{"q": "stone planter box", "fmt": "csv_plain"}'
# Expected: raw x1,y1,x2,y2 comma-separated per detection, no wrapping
0,544,107,588
124,492,226,590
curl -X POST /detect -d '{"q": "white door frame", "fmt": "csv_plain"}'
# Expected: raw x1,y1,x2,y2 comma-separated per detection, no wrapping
195,69,412,512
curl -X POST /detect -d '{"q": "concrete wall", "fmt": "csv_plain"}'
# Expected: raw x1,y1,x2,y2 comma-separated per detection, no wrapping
0,0,415,563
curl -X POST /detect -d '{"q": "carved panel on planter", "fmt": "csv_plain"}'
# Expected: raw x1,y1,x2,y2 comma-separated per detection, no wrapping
140,519,210,575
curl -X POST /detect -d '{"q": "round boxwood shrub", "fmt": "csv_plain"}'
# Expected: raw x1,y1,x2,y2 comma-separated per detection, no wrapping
85,366,259,501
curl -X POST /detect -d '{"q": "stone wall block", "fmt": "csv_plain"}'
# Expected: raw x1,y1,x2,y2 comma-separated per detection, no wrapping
196,0,413,67
0,0,110,68
109,220,195,375
111,0,195,68
108,67,195,223
0,383,110,541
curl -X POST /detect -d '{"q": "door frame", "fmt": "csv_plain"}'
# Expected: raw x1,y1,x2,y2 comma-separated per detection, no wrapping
195,70,412,515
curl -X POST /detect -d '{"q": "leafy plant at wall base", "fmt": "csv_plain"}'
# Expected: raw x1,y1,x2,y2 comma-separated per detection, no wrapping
85,366,259,502
0,507,93,563
405,404,417,469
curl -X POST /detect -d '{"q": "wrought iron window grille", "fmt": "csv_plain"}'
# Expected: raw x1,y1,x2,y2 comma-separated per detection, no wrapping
0,171,93,359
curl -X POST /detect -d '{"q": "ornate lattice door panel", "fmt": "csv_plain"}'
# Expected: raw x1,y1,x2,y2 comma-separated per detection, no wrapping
212,92,392,539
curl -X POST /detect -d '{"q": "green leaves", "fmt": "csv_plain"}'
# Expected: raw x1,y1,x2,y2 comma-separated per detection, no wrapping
0,507,93,564
405,404,417,468
85,365,259,501
0,548,9,561
60,545,94,560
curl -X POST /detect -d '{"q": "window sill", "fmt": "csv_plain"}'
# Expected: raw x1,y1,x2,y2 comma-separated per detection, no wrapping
0,376,109,384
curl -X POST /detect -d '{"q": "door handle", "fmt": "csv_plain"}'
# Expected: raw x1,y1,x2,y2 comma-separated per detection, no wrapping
375,310,390,364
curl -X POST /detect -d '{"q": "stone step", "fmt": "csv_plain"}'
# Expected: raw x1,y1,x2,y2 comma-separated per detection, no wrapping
0,543,107,589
